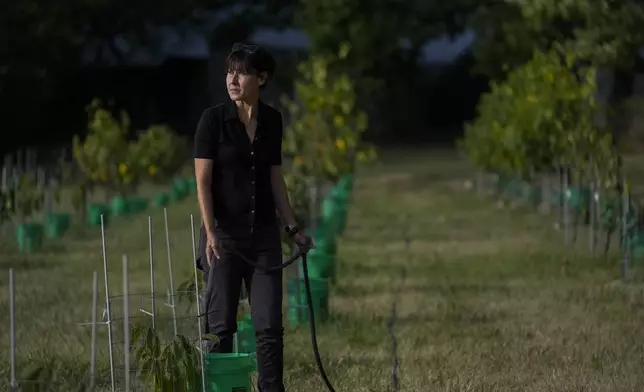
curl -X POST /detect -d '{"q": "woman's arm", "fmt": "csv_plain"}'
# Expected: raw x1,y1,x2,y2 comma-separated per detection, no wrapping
195,159,216,232
271,166,297,227
270,114,297,227
194,109,217,233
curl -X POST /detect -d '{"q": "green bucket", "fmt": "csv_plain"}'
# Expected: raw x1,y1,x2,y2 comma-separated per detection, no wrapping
564,187,590,211
633,241,644,259
336,206,348,234
186,176,198,193
519,182,540,207
287,277,329,326
127,197,149,214
45,213,71,239
152,192,170,208
16,223,45,252
324,186,350,234
599,196,620,229
205,353,256,392
171,179,189,201
320,197,334,216
320,199,347,236
323,201,348,235
306,225,337,255
498,177,522,199
87,203,110,227
626,227,644,252
330,185,350,204
111,196,129,217
301,248,336,283
236,316,256,354
337,174,354,192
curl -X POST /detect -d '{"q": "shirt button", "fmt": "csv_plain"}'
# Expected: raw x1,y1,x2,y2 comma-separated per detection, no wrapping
251,151,255,156
251,210,255,214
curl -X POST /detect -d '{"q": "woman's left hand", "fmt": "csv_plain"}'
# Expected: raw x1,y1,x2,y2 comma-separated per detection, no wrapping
293,231,313,250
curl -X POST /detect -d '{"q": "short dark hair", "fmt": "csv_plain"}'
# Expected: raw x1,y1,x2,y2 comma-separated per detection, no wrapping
225,44,276,89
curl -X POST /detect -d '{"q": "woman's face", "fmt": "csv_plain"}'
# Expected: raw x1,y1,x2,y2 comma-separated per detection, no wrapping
226,70,264,102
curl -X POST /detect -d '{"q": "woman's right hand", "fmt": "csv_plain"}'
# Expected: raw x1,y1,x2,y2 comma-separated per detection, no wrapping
205,231,220,265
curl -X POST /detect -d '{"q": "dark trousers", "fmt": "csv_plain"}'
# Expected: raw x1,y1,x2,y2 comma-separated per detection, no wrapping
199,224,285,392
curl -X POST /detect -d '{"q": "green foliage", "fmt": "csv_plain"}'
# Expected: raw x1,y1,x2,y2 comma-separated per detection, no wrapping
12,172,45,222
175,276,204,308
279,44,376,228
73,99,132,195
294,0,474,134
175,275,251,320
73,99,189,197
470,2,541,80
472,0,644,79
283,171,311,228
461,48,619,188
131,325,214,392
281,44,375,184
518,0,644,66
132,125,189,183
295,0,475,86
297,0,404,76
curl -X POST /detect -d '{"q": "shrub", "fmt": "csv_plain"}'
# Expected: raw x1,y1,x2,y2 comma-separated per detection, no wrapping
73,99,190,200
460,48,619,188
72,99,134,196
281,43,376,184
134,125,189,183
9,172,44,223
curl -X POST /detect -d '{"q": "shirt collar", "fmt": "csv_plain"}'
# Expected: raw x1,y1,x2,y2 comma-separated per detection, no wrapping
224,99,264,123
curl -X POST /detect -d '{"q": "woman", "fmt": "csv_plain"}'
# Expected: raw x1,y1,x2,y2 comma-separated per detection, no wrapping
194,43,310,392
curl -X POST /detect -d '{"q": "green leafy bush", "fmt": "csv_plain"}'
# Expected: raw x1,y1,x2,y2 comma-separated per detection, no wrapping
72,99,134,196
73,99,190,199
283,170,311,228
131,325,212,392
460,48,619,188
279,44,376,232
134,125,189,183
11,172,45,223
281,43,376,184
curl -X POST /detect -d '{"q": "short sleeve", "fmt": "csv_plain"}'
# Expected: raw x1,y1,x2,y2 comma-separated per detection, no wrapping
270,113,284,166
194,109,216,159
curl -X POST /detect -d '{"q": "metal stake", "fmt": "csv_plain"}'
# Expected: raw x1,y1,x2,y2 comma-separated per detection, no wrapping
557,168,563,229
589,174,596,256
147,217,156,330
621,178,630,280
9,269,17,391
123,255,131,392
100,215,116,391
563,169,570,245
90,271,98,391
190,214,207,392
164,208,178,337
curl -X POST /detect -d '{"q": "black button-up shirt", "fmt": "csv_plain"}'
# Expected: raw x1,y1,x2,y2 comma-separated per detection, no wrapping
194,99,283,229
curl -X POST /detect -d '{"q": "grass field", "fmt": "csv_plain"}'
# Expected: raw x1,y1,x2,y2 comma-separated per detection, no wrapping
2,148,644,391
